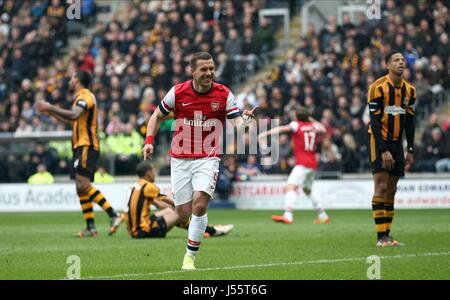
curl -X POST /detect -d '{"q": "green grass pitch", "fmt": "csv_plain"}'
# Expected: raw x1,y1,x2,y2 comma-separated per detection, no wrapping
1,209,449,280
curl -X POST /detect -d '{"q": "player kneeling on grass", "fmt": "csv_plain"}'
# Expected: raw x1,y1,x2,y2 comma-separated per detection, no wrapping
124,161,234,239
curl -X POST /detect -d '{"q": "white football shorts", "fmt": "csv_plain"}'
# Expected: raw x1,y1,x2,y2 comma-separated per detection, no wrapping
170,157,220,206
287,165,316,190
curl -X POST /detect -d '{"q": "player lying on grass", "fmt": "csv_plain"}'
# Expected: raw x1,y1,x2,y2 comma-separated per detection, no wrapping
124,160,234,239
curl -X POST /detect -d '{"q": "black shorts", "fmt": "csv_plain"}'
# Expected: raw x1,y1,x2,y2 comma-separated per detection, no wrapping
135,215,168,238
368,135,405,177
70,146,99,181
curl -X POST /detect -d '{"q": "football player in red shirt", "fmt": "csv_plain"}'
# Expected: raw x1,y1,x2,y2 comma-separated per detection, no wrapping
142,52,257,270
259,107,330,225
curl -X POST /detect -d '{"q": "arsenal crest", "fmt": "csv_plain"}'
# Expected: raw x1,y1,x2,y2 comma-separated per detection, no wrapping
211,102,220,111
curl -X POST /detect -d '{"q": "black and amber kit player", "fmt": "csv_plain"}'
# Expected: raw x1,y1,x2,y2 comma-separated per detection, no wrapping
367,52,416,247
35,71,122,237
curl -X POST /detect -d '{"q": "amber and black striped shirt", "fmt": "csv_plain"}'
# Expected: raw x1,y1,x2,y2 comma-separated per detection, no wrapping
126,179,160,237
367,75,416,149
72,88,99,151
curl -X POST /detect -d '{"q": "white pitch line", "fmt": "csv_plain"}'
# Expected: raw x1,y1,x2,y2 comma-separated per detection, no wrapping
81,251,450,280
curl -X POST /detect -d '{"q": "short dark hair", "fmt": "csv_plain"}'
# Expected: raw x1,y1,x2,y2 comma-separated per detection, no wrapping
385,51,402,64
296,106,310,122
190,52,213,70
76,70,92,88
136,160,153,178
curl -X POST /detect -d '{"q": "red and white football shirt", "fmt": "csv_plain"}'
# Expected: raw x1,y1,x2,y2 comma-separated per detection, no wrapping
159,80,240,158
289,121,322,170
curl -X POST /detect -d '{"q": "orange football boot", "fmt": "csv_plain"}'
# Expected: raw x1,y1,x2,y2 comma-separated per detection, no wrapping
271,215,293,224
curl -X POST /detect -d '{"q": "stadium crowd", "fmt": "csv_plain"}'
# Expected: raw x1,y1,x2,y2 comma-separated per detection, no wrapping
230,0,450,183
0,0,276,182
0,0,449,185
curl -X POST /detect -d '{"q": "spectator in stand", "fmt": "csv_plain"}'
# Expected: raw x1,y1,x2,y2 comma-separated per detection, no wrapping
319,136,341,172
415,128,448,172
46,0,67,50
94,165,115,184
422,113,444,145
237,155,261,181
341,134,360,173
224,28,242,57
255,17,274,55
28,143,55,174
1,0,449,178
28,163,54,184
15,117,33,133
428,55,446,94
215,156,237,201
442,109,450,141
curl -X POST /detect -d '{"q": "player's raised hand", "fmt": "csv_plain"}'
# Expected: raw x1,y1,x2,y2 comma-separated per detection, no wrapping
240,106,258,129
142,144,154,160
242,106,258,118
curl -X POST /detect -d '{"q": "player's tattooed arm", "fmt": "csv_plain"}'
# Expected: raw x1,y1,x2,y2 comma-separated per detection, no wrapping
48,111,72,124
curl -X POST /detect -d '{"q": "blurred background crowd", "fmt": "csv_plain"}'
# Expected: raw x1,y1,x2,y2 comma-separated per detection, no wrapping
0,0,449,192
